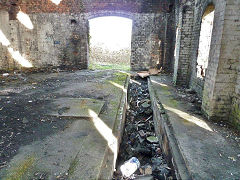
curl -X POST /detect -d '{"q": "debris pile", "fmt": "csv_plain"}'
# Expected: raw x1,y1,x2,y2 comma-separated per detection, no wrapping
137,68,161,78
114,77,175,180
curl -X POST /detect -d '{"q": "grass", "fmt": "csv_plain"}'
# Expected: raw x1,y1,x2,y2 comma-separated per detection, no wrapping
68,157,79,176
89,62,130,71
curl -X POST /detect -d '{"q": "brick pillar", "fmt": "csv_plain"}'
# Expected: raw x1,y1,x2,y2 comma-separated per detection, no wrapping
202,0,240,122
131,13,163,71
163,10,175,72
173,0,194,86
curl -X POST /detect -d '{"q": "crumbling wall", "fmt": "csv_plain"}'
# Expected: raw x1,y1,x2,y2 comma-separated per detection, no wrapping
0,0,174,71
9,0,171,14
0,10,11,70
0,12,89,70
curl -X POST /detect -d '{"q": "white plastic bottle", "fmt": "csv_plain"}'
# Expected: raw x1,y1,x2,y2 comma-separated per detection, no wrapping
120,157,140,177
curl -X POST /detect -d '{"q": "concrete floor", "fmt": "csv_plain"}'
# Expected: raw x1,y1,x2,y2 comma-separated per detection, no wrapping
1,71,240,179
149,75,240,179
0,70,128,180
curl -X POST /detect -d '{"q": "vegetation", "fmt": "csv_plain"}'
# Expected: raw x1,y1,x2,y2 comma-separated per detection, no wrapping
89,45,130,71
89,62,130,71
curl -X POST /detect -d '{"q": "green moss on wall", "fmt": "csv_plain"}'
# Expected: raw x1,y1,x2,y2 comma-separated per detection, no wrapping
230,104,240,131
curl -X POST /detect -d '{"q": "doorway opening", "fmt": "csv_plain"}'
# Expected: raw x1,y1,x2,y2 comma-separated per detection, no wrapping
196,4,215,79
89,16,132,71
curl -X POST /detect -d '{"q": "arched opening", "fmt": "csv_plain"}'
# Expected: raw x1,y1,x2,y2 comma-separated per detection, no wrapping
88,16,132,70
196,4,215,79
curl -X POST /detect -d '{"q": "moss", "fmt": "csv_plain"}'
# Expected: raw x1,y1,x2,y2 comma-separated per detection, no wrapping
112,72,128,85
161,86,171,95
5,156,35,180
68,157,79,176
168,98,179,108
230,104,240,131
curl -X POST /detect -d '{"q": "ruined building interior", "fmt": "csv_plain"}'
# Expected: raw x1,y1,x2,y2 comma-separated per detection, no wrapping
0,0,240,179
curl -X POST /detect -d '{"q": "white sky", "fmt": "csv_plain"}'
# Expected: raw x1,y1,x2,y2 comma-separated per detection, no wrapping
89,16,132,51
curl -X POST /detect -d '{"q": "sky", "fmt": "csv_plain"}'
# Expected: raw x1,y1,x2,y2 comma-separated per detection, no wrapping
89,16,132,51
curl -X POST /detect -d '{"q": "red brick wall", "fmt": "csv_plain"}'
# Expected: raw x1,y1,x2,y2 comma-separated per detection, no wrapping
1,0,173,14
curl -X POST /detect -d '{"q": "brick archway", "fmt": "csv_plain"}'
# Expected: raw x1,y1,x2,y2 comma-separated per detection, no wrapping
86,11,133,20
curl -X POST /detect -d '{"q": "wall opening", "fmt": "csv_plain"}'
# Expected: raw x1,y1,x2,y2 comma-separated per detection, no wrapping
88,16,132,71
196,4,215,79
9,3,19,20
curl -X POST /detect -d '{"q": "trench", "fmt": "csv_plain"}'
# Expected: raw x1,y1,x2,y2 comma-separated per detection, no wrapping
113,76,175,180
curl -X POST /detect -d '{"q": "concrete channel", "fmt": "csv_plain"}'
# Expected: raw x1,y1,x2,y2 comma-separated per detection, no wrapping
113,76,176,180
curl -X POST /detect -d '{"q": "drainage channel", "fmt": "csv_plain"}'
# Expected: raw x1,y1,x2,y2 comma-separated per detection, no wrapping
113,76,175,180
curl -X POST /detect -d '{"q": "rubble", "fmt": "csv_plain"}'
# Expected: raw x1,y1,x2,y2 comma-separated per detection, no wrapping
113,77,175,180
146,136,158,143
137,68,161,79
2,73,9,77
135,175,154,180
139,164,152,175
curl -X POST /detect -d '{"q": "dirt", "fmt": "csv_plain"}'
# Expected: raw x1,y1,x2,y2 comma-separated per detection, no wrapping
0,69,117,170
113,76,175,180
0,75,70,169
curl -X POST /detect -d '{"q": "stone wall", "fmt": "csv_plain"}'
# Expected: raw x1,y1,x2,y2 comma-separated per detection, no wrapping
0,12,89,70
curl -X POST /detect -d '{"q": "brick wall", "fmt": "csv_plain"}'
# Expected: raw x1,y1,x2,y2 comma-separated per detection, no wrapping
1,0,240,128
202,0,240,123
0,0,172,14
173,1,182,83
232,62,240,129
131,13,166,71
0,0,174,71
220,0,240,125
189,0,218,98
172,0,240,128
0,11,89,70
163,10,175,72
173,0,195,86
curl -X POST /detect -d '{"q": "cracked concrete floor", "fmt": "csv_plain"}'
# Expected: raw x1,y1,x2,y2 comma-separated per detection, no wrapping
0,70,128,180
